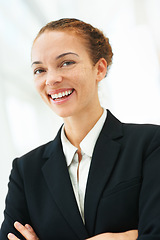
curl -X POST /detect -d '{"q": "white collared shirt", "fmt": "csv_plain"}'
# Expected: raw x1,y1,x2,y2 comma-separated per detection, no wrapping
61,109,107,222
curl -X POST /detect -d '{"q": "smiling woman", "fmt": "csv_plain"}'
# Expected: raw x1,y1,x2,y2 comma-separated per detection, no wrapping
31,29,107,119
0,18,160,240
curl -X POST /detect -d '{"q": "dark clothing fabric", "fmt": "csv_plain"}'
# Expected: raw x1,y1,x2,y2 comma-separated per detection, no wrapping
1,110,160,239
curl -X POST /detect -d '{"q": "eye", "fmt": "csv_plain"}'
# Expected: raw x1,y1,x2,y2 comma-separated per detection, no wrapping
61,61,76,67
33,69,45,75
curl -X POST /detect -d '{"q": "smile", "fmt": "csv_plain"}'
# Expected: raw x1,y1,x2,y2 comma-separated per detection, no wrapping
50,89,74,101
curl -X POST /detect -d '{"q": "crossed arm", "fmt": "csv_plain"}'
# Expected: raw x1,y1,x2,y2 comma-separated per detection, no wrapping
7,222,138,240
5,127,160,240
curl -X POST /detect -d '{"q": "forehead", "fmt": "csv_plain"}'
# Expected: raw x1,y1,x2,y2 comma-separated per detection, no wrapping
32,30,88,59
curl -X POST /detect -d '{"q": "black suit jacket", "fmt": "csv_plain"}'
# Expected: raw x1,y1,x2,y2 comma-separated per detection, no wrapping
1,110,160,240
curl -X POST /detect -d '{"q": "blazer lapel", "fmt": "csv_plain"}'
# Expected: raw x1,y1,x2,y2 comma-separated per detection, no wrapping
42,129,89,239
84,110,123,236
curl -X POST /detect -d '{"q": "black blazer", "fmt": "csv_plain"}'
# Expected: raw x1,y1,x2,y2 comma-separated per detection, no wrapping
1,110,160,240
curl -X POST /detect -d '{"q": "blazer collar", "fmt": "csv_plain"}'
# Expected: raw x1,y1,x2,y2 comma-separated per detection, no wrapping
42,128,89,239
42,110,123,158
84,110,123,235
42,110,123,238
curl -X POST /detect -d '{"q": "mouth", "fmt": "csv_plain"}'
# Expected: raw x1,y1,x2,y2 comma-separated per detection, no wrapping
49,89,74,101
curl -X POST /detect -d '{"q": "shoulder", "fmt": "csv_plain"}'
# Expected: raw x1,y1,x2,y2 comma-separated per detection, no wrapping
105,109,160,146
121,116,160,145
14,126,63,171
107,109,160,137
123,121,160,138
123,122,160,154
106,110,160,155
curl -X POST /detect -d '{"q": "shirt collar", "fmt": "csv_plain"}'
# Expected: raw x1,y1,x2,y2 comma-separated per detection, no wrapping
61,127,77,167
61,108,107,166
80,108,107,157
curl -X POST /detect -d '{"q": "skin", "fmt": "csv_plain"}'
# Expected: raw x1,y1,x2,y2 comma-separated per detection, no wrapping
8,30,138,240
31,30,106,149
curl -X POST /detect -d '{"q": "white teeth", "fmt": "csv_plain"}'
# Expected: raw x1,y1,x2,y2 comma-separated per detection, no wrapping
58,93,62,98
51,90,73,100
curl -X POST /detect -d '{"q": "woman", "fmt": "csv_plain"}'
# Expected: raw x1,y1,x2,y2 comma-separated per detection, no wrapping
1,18,160,240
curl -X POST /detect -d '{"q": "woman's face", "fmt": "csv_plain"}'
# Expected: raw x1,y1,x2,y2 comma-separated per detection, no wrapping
31,30,105,118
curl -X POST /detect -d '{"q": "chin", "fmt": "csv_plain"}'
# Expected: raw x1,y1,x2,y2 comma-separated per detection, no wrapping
50,107,76,119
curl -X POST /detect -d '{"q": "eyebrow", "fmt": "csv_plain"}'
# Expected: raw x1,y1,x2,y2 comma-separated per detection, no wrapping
31,52,79,67
56,52,79,59
31,61,43,67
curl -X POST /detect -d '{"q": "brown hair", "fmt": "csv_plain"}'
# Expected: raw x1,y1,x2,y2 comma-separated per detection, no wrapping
34,18,113,69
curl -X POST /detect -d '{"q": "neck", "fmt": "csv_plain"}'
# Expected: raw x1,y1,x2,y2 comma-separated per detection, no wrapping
63,105,103,149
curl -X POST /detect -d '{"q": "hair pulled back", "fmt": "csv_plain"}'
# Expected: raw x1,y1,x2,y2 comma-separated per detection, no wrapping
35,18,113,69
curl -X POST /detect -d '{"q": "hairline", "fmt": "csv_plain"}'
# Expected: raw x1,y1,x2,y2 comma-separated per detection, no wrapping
33,28,97,65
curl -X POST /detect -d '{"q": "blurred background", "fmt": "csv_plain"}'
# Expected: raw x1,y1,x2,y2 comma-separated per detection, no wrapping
0,0,160,225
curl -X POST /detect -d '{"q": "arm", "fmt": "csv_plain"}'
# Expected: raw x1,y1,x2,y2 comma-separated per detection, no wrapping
138,127,160,239
86,230,138,239
7,222,138,240
0,159,31,240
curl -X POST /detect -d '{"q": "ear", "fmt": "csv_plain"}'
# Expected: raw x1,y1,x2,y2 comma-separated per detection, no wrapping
95,58,107,83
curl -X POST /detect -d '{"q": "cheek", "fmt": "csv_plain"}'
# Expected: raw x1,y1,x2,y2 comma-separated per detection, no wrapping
71,68,88,87
34,78,44,94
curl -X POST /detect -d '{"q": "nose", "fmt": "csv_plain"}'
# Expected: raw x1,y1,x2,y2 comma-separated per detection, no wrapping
45,70,62,86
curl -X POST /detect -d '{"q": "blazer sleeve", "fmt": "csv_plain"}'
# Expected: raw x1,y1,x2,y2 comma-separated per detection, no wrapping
0,158,31,240
138,127,160,239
